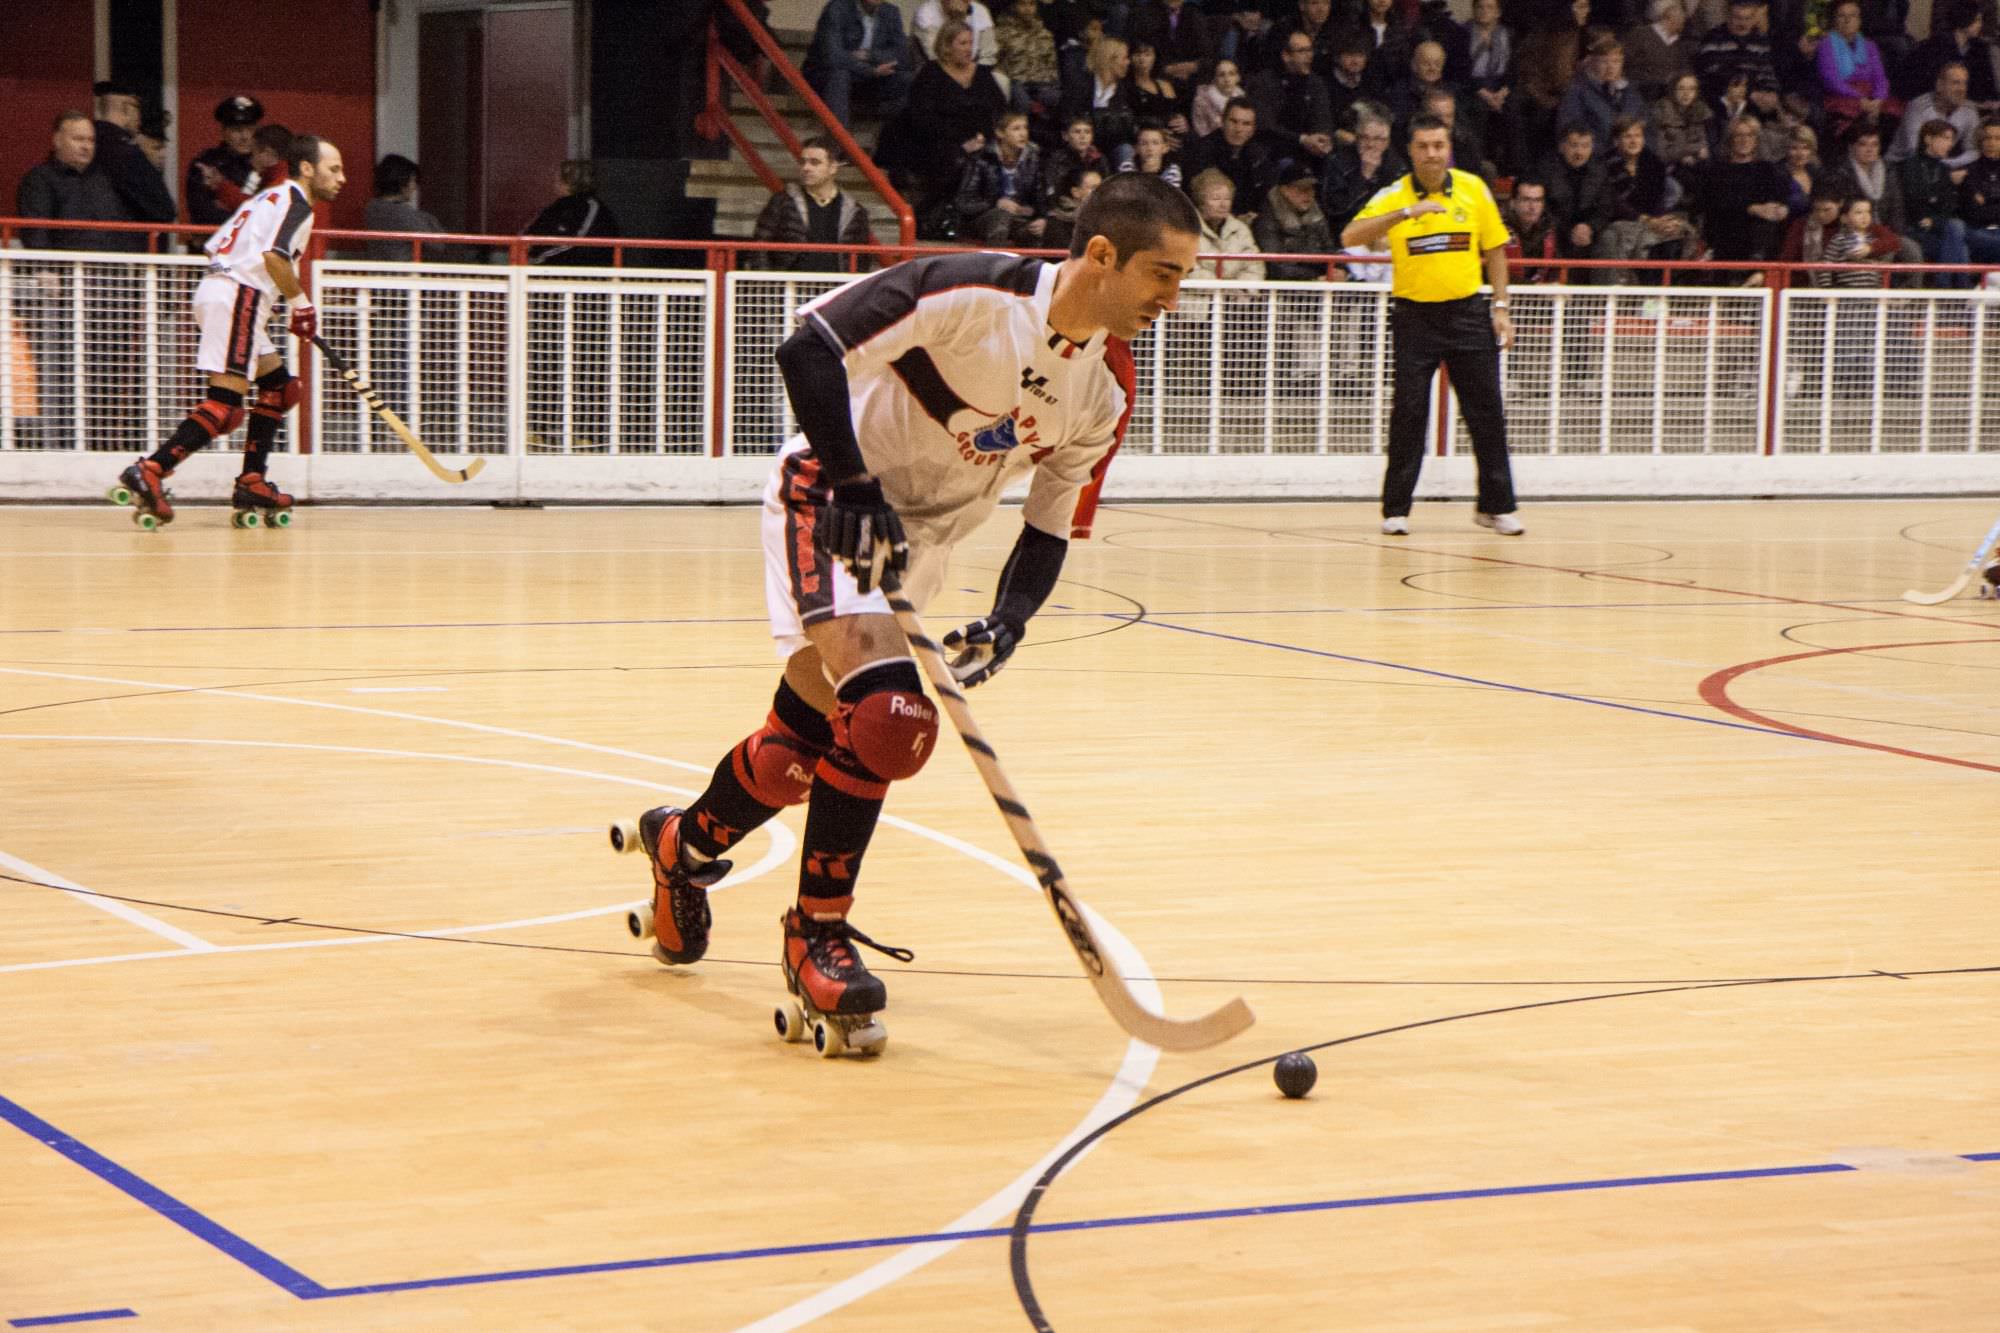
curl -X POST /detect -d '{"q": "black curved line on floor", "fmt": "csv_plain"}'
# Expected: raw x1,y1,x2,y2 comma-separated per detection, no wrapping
1897,519,1995,557
1778,619,2000,670
10,870,2000,992
1006,964,2000,1332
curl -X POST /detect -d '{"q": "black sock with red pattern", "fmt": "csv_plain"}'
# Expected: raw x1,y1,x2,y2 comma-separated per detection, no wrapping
680,678,833,861
795,663,922,918
148,386,244,469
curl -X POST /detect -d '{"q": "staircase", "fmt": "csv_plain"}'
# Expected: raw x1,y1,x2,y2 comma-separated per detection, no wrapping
683,27,903,243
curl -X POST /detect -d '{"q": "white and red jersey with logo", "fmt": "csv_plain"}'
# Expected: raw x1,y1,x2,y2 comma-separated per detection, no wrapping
796,251,1134,547
202,179,314,300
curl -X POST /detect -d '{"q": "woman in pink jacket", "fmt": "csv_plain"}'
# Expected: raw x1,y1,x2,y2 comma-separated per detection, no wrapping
1816,0,1903,141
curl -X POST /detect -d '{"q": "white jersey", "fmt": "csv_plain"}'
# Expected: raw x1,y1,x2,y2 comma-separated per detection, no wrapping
797,252,1134,549
203,180,314,299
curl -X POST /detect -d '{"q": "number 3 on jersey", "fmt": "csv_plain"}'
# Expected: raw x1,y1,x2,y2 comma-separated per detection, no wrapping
213,209,253,256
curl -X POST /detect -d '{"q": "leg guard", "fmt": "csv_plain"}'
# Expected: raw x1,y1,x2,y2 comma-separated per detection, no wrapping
682,678,833,859
244,369,300,463
732,713,827,809
830,660,938,784
151,386,245,468
252,368,303,418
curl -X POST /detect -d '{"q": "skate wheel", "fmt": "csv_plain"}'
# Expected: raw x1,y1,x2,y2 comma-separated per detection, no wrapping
608,818,640,854
134,512,158,531
233,510,258,529
625,900,654,940
271,510,292,528
106,485,132,506
812,1018,845,1058
775,1000,806,1043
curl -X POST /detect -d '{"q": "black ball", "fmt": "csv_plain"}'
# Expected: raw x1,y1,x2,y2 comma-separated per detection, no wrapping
1273,1052,1317,1099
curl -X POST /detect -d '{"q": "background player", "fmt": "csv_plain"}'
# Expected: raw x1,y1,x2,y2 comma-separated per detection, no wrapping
618,173,1198,1051
114,135,344,527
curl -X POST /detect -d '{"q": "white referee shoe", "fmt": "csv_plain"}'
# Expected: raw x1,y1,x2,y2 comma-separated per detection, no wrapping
1473,511,1525,536
1381,517,1409,536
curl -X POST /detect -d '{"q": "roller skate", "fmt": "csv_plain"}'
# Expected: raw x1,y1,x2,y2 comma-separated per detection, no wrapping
774,904,912,1058
107,459,173,529
609,806,730,965
230,472,294,529
1981,561,2000,600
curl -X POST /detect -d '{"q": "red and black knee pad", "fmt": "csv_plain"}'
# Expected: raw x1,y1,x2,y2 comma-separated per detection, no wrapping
252,368,302,421
192,386,247,438
831,659,938,784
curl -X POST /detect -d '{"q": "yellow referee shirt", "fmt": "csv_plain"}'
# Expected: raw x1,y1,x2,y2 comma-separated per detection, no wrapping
1352,168,1508,303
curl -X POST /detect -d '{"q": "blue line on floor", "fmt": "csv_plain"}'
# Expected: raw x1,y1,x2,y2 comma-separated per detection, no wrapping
1134,617,1810,740
8,1312,138,1328
285,1154,2000,1298
0,1095,326,1299
6,1079,1991,1305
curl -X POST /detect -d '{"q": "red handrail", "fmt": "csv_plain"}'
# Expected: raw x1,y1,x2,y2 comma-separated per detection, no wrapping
705,0,915,246
8,215,1998,284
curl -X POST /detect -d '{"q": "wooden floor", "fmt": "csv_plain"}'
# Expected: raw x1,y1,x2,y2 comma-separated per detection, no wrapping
3,497,1998,1332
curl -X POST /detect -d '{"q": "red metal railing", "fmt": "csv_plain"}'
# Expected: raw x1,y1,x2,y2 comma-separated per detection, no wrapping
701,0,915,247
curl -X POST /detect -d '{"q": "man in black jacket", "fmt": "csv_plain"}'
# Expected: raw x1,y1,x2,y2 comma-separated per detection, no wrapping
1538,124,1613,258
16,112,126,251
89,81,175,239
186,95,262,227
1181,98,1278,212
752,138,878,271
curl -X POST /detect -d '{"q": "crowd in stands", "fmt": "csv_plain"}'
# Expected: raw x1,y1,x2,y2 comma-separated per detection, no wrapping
788,0,2000,286
17,1,2000,290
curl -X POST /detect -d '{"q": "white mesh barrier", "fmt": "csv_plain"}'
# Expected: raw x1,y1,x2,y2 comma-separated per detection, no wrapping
1124,281,1398,455
723,272,850,456
314,263,511,457
12,248,2000,481
1,251,283,455
1777,289,2000,454
314,263,716,458
1462,287,1770,455
521,270,714,455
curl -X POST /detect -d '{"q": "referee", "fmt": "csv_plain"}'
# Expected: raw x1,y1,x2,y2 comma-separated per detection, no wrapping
1340,113,1522,537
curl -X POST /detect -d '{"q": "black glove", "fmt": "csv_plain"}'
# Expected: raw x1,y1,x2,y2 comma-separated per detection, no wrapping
823,477,908,594
942,615,1022,688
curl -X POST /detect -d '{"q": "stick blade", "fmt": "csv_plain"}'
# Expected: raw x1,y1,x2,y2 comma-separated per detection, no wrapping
1902,576,1970,605
1097,983,1256,1052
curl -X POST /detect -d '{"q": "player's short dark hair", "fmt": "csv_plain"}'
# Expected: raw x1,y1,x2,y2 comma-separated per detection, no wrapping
1222,96,1256,120
258,123,296,157
1407,112,1449,141
801,135,844,163
1808,183,1848,206
375,154,419,197
1067,170,1200,263
285,134,326,175
1512,177,1547,197
52,109,90,132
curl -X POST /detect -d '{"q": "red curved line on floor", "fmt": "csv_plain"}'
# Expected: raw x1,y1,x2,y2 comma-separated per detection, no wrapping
1698,638,2000,774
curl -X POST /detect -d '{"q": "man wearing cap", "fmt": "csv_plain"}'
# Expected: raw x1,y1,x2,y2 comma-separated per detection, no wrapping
187,95,262,225
89,79,176,231
1341,111,1522,537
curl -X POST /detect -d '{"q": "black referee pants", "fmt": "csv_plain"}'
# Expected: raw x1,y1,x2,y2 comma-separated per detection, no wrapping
1383,294,1517,519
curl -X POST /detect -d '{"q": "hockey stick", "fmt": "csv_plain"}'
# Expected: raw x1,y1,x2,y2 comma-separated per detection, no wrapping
310,335,487,483
1902,513,2000,605
880,570,1255,1053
